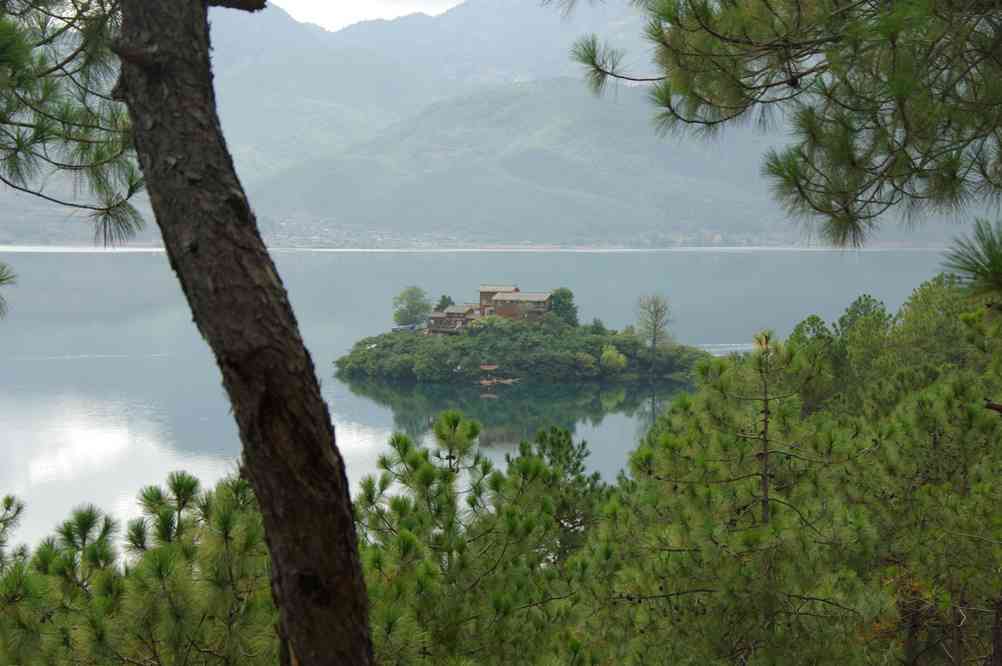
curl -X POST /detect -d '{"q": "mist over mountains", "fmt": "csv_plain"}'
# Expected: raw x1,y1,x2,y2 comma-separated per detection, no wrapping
0,0,959,247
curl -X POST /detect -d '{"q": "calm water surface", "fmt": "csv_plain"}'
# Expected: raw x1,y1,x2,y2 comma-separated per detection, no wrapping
0,247,942,545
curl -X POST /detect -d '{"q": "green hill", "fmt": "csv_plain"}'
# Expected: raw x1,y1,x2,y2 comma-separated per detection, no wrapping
250,79,788,246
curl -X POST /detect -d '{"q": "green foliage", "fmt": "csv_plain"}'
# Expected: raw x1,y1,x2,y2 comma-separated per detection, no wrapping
0,474,277,665
0,2,143,242
786,276,982,417
337,315,706,383
435,294,456,312
394,286,433,326
575,330,882,663
944,218,1002,300
0,263,14,318
587,317,607,335
0,495,25,571
862,373,1002,662
636,293,671,350
356,412,605,664
599,344,627,373
574,0,1002,244
0,419,607,666
550,287,579,327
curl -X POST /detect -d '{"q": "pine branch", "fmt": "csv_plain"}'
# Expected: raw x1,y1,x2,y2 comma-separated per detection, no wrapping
984,399,1002,415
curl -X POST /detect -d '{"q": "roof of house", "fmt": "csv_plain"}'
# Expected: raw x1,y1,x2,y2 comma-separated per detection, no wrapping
479,284,518,293
429,311,448,318
492,291,551,303
444,304,478,315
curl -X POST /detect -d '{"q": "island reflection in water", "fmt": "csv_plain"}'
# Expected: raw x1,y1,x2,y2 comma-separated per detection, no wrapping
343,378,688,455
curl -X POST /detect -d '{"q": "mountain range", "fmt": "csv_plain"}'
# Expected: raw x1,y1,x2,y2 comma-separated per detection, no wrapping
0,0,959,247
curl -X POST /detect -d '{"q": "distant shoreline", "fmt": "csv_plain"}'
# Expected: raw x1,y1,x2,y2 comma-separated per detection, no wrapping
0,244,948,254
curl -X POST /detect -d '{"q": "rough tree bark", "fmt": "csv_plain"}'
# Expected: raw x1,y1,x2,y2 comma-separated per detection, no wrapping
111,1,373,664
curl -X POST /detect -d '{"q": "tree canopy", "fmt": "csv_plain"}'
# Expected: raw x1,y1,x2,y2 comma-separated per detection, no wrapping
636,293,671,353
435,294,455,312
394,286,433,326
571,0,1002,245
550,287,579,327
337,314,704,383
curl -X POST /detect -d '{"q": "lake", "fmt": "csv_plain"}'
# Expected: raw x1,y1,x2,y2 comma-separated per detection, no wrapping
0,246,943,546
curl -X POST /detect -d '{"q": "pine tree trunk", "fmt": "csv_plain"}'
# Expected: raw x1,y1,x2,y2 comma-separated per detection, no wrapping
112,2,373,664
952,599,965,665
760,370,770,526
990,596,1002,666
902,607,919,665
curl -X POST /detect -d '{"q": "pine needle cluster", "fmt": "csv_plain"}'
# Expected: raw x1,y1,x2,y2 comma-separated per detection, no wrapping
0,1,142,240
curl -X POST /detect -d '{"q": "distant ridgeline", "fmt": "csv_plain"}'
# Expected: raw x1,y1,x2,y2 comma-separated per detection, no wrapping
336,287,706,383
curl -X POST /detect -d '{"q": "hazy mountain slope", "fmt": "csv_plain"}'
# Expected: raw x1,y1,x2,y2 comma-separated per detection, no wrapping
250,79,789,246
209,0,649,185
329,0,650,84
209,5,438,183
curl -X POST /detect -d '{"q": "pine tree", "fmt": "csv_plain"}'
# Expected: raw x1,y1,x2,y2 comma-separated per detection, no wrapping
355,412,602,664
0,495,25,571
0,474,278,665
550,288,579,327
0,2,143,238
859,373,1002,664
110,3,373,662
567,0,1002,244
576,332,881,663
944,219,1002,302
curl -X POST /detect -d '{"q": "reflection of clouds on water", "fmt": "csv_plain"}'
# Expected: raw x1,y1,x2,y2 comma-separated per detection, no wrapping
1,395,236,548
331,418,397,485
27,416,133,485
0,390,405,548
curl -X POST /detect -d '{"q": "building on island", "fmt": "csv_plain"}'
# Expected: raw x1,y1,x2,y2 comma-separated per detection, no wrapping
491,291,552,320
428,303,481,334
428,284,553,334
478,284,519,315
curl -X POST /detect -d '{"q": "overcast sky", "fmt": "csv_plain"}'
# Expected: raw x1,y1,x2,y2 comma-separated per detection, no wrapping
271,0,465,32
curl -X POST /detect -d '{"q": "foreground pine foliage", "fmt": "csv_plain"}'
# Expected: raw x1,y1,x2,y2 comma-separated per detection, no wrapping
0,473,276,665
4,272,1002,664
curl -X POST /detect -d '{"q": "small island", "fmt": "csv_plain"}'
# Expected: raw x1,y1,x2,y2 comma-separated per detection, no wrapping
335,283,707,384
